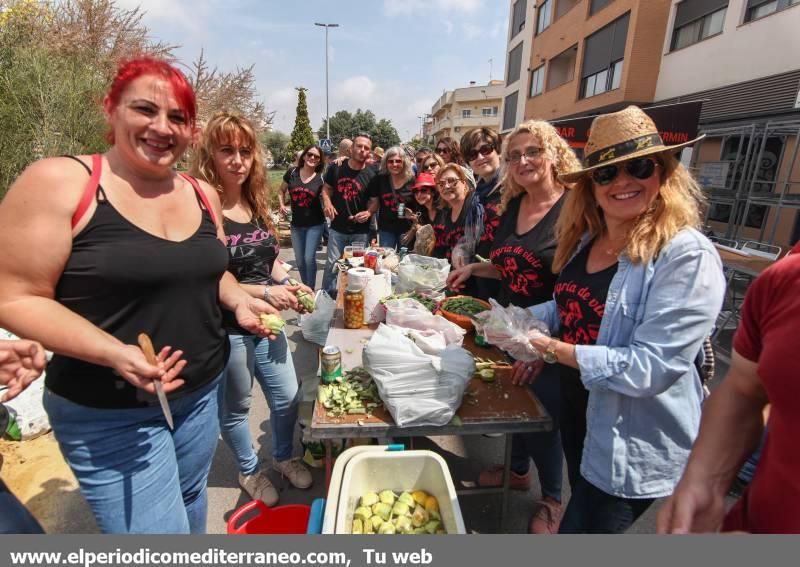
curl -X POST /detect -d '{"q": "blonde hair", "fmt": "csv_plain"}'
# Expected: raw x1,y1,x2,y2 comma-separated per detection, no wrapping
190,111,274,233
552,153,705,272
498,120,581,215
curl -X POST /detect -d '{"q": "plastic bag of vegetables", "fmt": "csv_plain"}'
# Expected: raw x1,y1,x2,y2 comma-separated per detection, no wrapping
362,324,473,427
396,254,450,294
472,299,551,362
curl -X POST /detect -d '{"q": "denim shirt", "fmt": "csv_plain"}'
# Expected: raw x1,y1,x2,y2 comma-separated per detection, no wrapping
530,227,725,498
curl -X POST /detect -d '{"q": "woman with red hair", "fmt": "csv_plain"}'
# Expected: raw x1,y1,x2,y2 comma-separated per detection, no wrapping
0,57,279,533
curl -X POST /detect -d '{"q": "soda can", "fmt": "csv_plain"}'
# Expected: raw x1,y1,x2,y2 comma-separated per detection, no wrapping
397,203,405,218
320,345,343,384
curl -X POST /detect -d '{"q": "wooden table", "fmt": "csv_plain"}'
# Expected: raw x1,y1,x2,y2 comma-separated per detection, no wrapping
301,272,553,525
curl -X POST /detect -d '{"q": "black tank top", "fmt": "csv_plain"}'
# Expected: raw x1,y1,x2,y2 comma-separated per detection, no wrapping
46,158,230,409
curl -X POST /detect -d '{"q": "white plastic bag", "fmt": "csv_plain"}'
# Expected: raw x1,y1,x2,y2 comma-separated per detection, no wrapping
362,325,474,427
384,298,465,354
300,290,336,346
473,299,551,362
396,254,451,293
363,271,393,324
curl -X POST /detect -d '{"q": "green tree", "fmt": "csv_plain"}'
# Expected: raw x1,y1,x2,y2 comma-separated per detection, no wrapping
286,88,315,163
318,109,400,150
263,130,289,166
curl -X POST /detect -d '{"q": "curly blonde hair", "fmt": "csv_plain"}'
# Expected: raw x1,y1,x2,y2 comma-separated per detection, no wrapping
552,153,705,272
498,120,581,214
190,111,274,233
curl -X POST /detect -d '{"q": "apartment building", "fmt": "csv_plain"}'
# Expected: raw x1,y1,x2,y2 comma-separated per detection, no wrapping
655,0,800,248
430,81,504,143
498,0,673,132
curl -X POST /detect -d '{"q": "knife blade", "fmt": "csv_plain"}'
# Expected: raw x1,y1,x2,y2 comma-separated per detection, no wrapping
137,332,174,430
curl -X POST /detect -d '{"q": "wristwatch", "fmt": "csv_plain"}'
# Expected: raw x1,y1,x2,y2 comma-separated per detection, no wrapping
263,285,272,303
542,340,559,364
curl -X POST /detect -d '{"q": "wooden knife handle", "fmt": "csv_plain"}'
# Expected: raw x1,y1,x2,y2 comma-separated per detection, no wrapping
137,333,158,365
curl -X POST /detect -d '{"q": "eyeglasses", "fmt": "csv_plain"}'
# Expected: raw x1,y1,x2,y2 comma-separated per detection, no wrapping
387,158,403,165
591,157,658,186
412,186,434,193
466,143,495,162
435,147,450,155
437,177,460,189
305,153,321,161
506,146,544,165
422,162,438,171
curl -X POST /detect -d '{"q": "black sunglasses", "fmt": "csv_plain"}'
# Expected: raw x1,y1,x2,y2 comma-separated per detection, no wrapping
466,143,495,162
435,147,450,155
422,162,438,171
591,157,658,186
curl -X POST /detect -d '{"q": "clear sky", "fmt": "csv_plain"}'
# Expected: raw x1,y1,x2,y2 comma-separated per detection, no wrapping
116,0,510,142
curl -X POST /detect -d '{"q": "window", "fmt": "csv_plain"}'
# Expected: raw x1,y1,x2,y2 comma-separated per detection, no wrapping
462,109,472,119
580,12,629,99
502,91,519,131
481,107,498,117
670,0,727,51
590,0,613,15
507,43,523,85
546,46,577,90
556,0,580,19
745,0,799,21
530,65,545,97
536,0,552,34
511,0,527,38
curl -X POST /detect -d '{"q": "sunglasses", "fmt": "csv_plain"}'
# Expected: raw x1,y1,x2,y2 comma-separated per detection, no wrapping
466,143,495,162
305,153,321,161
422,162,438,171
591,157,658,186
437,177,460,189
435,147,450,155
387,158,403,165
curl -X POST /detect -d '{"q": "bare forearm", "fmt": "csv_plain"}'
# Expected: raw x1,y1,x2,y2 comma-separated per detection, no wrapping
682,381,766,492
219,271,252,311
0,297,121,366
469,262,501,280
321,186,333,208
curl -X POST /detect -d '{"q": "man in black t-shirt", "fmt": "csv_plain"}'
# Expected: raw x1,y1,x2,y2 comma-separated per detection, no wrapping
320,133,379,295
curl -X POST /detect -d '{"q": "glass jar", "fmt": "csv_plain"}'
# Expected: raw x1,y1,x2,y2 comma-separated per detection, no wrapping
343,286,365,329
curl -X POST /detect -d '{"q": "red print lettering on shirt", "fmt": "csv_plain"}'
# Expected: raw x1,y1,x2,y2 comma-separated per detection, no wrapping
291,187,316,209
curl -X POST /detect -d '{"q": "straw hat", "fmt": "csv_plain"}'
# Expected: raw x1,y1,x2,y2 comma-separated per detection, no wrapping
559,105,704,184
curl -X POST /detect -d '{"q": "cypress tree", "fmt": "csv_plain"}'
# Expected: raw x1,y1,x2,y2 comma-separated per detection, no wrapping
286,87,315,162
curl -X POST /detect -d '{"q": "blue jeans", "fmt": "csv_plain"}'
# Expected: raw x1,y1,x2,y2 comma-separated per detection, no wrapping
559,476,655,533
378,230,401,250
291,224,324,287
219,332,300,471
43,375,222,534
510,364,564,503
322,228,369,296
0,479,44,534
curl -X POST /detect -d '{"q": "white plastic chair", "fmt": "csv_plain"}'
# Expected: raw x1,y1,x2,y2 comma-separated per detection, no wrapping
709,236,740,250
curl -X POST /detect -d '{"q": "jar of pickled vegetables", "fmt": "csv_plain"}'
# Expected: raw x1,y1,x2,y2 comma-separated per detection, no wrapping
344,286,365,329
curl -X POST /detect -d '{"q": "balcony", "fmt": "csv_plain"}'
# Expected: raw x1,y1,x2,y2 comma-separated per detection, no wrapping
431,91,454,115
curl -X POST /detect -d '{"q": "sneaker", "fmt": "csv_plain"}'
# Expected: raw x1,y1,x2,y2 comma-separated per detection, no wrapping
478,465,531,491
528,496,562,534
273,457,313,489
239,470,278,507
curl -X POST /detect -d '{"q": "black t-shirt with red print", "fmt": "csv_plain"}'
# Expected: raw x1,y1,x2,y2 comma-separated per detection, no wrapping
323,161,379,235
431,205,465,262
222,216,279,334
283,168,324,227
553,241,617,346
489,193,564,308
367,174,413,235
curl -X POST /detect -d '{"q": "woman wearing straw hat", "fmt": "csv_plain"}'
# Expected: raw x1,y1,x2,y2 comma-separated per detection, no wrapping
524,106,725,533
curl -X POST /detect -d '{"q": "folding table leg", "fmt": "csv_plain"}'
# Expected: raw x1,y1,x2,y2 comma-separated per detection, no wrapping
500,433,513,528
324,440,333,492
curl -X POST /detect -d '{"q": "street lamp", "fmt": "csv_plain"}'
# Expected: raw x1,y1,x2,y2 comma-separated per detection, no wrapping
314,22,339,142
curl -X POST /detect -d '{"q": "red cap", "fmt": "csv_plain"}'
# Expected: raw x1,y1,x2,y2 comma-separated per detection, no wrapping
412,172,436,190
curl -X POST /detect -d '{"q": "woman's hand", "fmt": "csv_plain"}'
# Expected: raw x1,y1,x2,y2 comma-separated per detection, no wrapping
0,340,47,402
352,211,371,223
280,205,291,217
401,228,416,245
110,344,186,395
447,264,473,292
234,296,281,340
510,359,543,386
404,208,418,223
265,285,301,311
